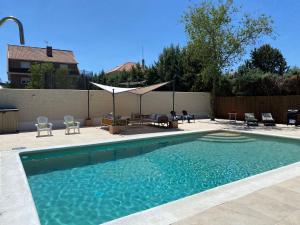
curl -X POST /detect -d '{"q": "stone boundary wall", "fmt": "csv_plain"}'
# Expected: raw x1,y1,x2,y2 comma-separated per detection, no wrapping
0,89,211,131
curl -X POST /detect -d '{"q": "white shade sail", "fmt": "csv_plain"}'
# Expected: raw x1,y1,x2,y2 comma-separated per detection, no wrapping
90,82,136,94
90,81,170,95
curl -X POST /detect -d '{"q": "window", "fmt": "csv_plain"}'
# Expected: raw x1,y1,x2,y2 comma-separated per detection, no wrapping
20,61,31,69
60,64,68,69
20,77,30,85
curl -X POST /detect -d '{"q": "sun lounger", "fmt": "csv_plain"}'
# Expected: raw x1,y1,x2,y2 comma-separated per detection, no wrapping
35,116,53,137
182,110,195,123
170,111,183,121
287,109,300,126
143,114,170,127
262,113,276,126
244,113,258,126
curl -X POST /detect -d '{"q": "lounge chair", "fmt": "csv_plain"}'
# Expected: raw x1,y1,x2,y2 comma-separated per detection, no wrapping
35,116,52,137
170,111,183,121
64,115,80,134
244,113,258,126
262,113,276,126
143,114,170,127
287,109,299,126
182,110,195,123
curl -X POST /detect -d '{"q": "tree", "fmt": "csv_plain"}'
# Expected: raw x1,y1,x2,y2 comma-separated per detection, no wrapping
234,69,262,96
236,59,253,76
153,45,203,91
1,81,11,88
27,63,75,89
285,67,300,77
181,47,204,91
250,44,288,75
54,68,73,89
156,45,183,82
281,67,300,95
144,66,159,85
27,63,55,89
183,0,273,120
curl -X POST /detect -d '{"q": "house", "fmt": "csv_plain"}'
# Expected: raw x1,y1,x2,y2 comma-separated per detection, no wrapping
106,62,138,75
105,61,146,87
7,45,80,88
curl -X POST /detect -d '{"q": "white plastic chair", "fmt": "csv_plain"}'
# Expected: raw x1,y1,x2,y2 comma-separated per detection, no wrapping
35,116,53,137
63,115,80,135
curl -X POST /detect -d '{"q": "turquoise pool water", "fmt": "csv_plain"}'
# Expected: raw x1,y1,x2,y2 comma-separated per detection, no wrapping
21,132,300,225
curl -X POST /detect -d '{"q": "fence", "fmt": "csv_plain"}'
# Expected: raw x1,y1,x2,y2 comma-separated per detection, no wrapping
0,89,211,131
215,95,300,124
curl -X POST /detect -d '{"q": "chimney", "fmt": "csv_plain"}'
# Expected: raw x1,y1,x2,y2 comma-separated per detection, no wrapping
46,46,53,57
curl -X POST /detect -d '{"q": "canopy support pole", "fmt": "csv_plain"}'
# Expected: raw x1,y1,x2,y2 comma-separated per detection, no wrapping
87,80,90,119
139,95,142,116
172,77,176,112
139,95,142,125
112,89,116,126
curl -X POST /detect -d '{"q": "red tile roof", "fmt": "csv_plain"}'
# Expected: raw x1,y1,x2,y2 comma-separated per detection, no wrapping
7,45,78,64
106,62,137,74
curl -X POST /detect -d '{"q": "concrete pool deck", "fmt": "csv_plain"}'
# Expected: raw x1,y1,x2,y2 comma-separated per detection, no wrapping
0,119,299,151
0,119,300,225
0,120,223,151
174,176,300,225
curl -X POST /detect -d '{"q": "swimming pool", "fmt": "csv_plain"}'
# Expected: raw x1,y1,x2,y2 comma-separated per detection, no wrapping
21,131,300,225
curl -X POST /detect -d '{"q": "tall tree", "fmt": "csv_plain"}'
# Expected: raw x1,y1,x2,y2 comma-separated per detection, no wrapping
250,44,288,75
156,44,183,83
54,68,73,89
154,44,203,91
27,63,75,89
183,0,273,120
27,63,55,89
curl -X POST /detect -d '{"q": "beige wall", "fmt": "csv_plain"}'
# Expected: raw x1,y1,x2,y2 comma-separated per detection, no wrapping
0,89,210,131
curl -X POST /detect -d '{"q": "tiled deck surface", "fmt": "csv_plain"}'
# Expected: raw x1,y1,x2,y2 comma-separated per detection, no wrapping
174,176,300,225
0,119,299,151
0,120,223,151
1,119,300,225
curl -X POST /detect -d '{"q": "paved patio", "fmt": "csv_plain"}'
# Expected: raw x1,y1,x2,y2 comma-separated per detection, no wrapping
1,119,299,151
174,176,300,225
0,120,222,151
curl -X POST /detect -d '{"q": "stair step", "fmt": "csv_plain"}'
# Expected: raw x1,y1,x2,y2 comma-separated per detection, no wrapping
201,135,248,140
198,137,255,143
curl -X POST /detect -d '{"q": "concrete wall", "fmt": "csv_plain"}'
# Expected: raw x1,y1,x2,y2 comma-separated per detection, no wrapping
0,89,211,131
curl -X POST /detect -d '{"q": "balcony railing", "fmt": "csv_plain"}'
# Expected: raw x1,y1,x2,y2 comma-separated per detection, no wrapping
9,68,30,73
9,68,79,75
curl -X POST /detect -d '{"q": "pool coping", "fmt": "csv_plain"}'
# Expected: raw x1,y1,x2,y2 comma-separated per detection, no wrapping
18,129,220,155
0,128,299,225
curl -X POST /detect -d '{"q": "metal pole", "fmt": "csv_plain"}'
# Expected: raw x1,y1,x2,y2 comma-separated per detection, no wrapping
112,89,116,126
139,95,142,125
139,95,142,116
87,80,90,119
0,16,25,45
172,75,176,112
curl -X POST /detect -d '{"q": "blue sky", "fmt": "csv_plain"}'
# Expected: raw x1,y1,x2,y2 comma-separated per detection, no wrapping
1,0,300,82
